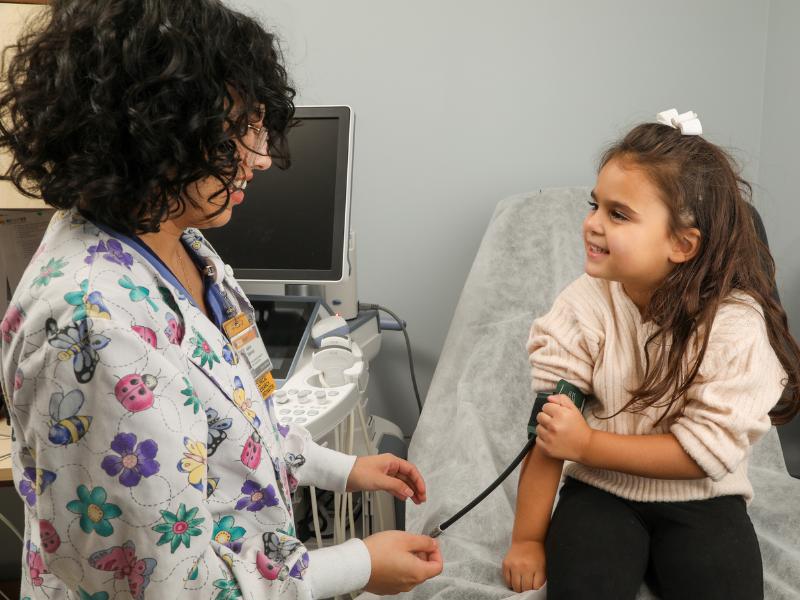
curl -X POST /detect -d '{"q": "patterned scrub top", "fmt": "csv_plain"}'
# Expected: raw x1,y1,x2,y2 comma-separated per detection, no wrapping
0,209,370,600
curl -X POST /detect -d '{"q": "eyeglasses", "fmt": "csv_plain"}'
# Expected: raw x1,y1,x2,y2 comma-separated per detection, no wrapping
242,123,269,167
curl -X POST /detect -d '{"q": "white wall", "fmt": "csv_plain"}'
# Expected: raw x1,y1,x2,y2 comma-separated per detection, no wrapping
229,0,771,436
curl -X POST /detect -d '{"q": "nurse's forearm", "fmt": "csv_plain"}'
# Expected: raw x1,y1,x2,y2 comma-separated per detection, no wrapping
511,444,563,543
581,431,705,479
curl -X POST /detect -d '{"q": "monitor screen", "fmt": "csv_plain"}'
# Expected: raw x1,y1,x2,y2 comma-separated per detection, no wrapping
250,296,319,381
203,106,353,282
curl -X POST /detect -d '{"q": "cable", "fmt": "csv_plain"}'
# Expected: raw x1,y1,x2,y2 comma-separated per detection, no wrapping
428,436,536,538
358,302,423,414
428,381,586,538
0,510,23,542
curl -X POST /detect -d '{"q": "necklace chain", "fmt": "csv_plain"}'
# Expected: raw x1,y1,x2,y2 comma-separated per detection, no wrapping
176,248,199,301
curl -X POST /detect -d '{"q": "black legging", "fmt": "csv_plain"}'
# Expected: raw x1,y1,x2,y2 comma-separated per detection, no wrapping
545,478,763,600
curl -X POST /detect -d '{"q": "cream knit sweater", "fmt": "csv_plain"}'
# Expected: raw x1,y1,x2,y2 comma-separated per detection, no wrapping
528,274,786,503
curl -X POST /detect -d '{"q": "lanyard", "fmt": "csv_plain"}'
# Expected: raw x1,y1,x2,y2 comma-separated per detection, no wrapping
89,218,238,331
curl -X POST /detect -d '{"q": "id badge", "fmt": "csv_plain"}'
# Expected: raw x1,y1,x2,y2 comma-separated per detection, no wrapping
222,313,275,399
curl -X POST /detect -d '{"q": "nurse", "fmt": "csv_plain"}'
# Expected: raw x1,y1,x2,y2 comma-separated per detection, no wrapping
0,1,442,598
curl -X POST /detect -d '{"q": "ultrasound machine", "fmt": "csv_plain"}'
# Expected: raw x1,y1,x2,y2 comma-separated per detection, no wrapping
203,106,404,542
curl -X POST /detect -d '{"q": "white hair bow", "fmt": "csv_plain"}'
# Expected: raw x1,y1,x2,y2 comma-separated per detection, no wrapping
656,108,702,135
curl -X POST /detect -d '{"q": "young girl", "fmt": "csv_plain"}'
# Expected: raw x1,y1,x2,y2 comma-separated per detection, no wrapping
502,110,800,600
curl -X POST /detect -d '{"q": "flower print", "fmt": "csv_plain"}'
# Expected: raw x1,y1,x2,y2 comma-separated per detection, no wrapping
181,378,202,414
78,589,109,600
190,328,220,370
177,437,207,492
212,515,246,553
232,376,259,426
1,304,24,343
235,480,279,512
85,238,133,269
66,485,122,537
64,279,111,322
118,275,158,311
152,503,205,553
101,433,160,487
14,368,24,390
212,577,242,600
186,560,200,581
277,422,290,438
31,257,67,287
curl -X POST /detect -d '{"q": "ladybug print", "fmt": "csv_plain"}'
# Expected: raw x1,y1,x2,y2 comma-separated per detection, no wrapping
114,373,157,412
241,433,262,469
131,324,158,348
2,214,358,598
38,520,61,553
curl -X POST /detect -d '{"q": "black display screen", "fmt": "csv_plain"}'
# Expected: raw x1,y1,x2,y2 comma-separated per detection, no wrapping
203,107,351,281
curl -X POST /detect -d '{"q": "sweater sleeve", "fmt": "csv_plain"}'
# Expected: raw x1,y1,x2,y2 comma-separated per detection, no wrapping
527,278,601,395
670,300,786,481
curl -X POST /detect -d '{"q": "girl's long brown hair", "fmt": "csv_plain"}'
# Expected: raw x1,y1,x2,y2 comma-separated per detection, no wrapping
601,123,800,426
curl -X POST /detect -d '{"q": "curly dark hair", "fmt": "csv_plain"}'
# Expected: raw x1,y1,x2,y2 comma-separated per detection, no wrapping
0,0,295,233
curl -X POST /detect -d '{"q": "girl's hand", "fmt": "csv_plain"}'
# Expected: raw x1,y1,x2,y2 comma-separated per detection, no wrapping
346,454,427,504
536,394,593,462
502,540,547,592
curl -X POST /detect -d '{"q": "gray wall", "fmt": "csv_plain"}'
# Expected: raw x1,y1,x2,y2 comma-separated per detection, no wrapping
759,0,799,332
229,0,773,436
758,0,800,474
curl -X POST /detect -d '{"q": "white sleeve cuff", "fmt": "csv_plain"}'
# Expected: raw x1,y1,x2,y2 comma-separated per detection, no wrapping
307,538,371,599
296,440,357,492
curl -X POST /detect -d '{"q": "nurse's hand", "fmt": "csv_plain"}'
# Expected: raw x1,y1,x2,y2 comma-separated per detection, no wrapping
363,531,443,594
346,453,427,504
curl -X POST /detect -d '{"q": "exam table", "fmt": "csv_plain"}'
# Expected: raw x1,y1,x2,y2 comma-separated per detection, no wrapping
359,187,800,599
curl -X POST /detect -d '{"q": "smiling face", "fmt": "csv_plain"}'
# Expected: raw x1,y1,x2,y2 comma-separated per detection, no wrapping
177,117,272,231
583,157,699,308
